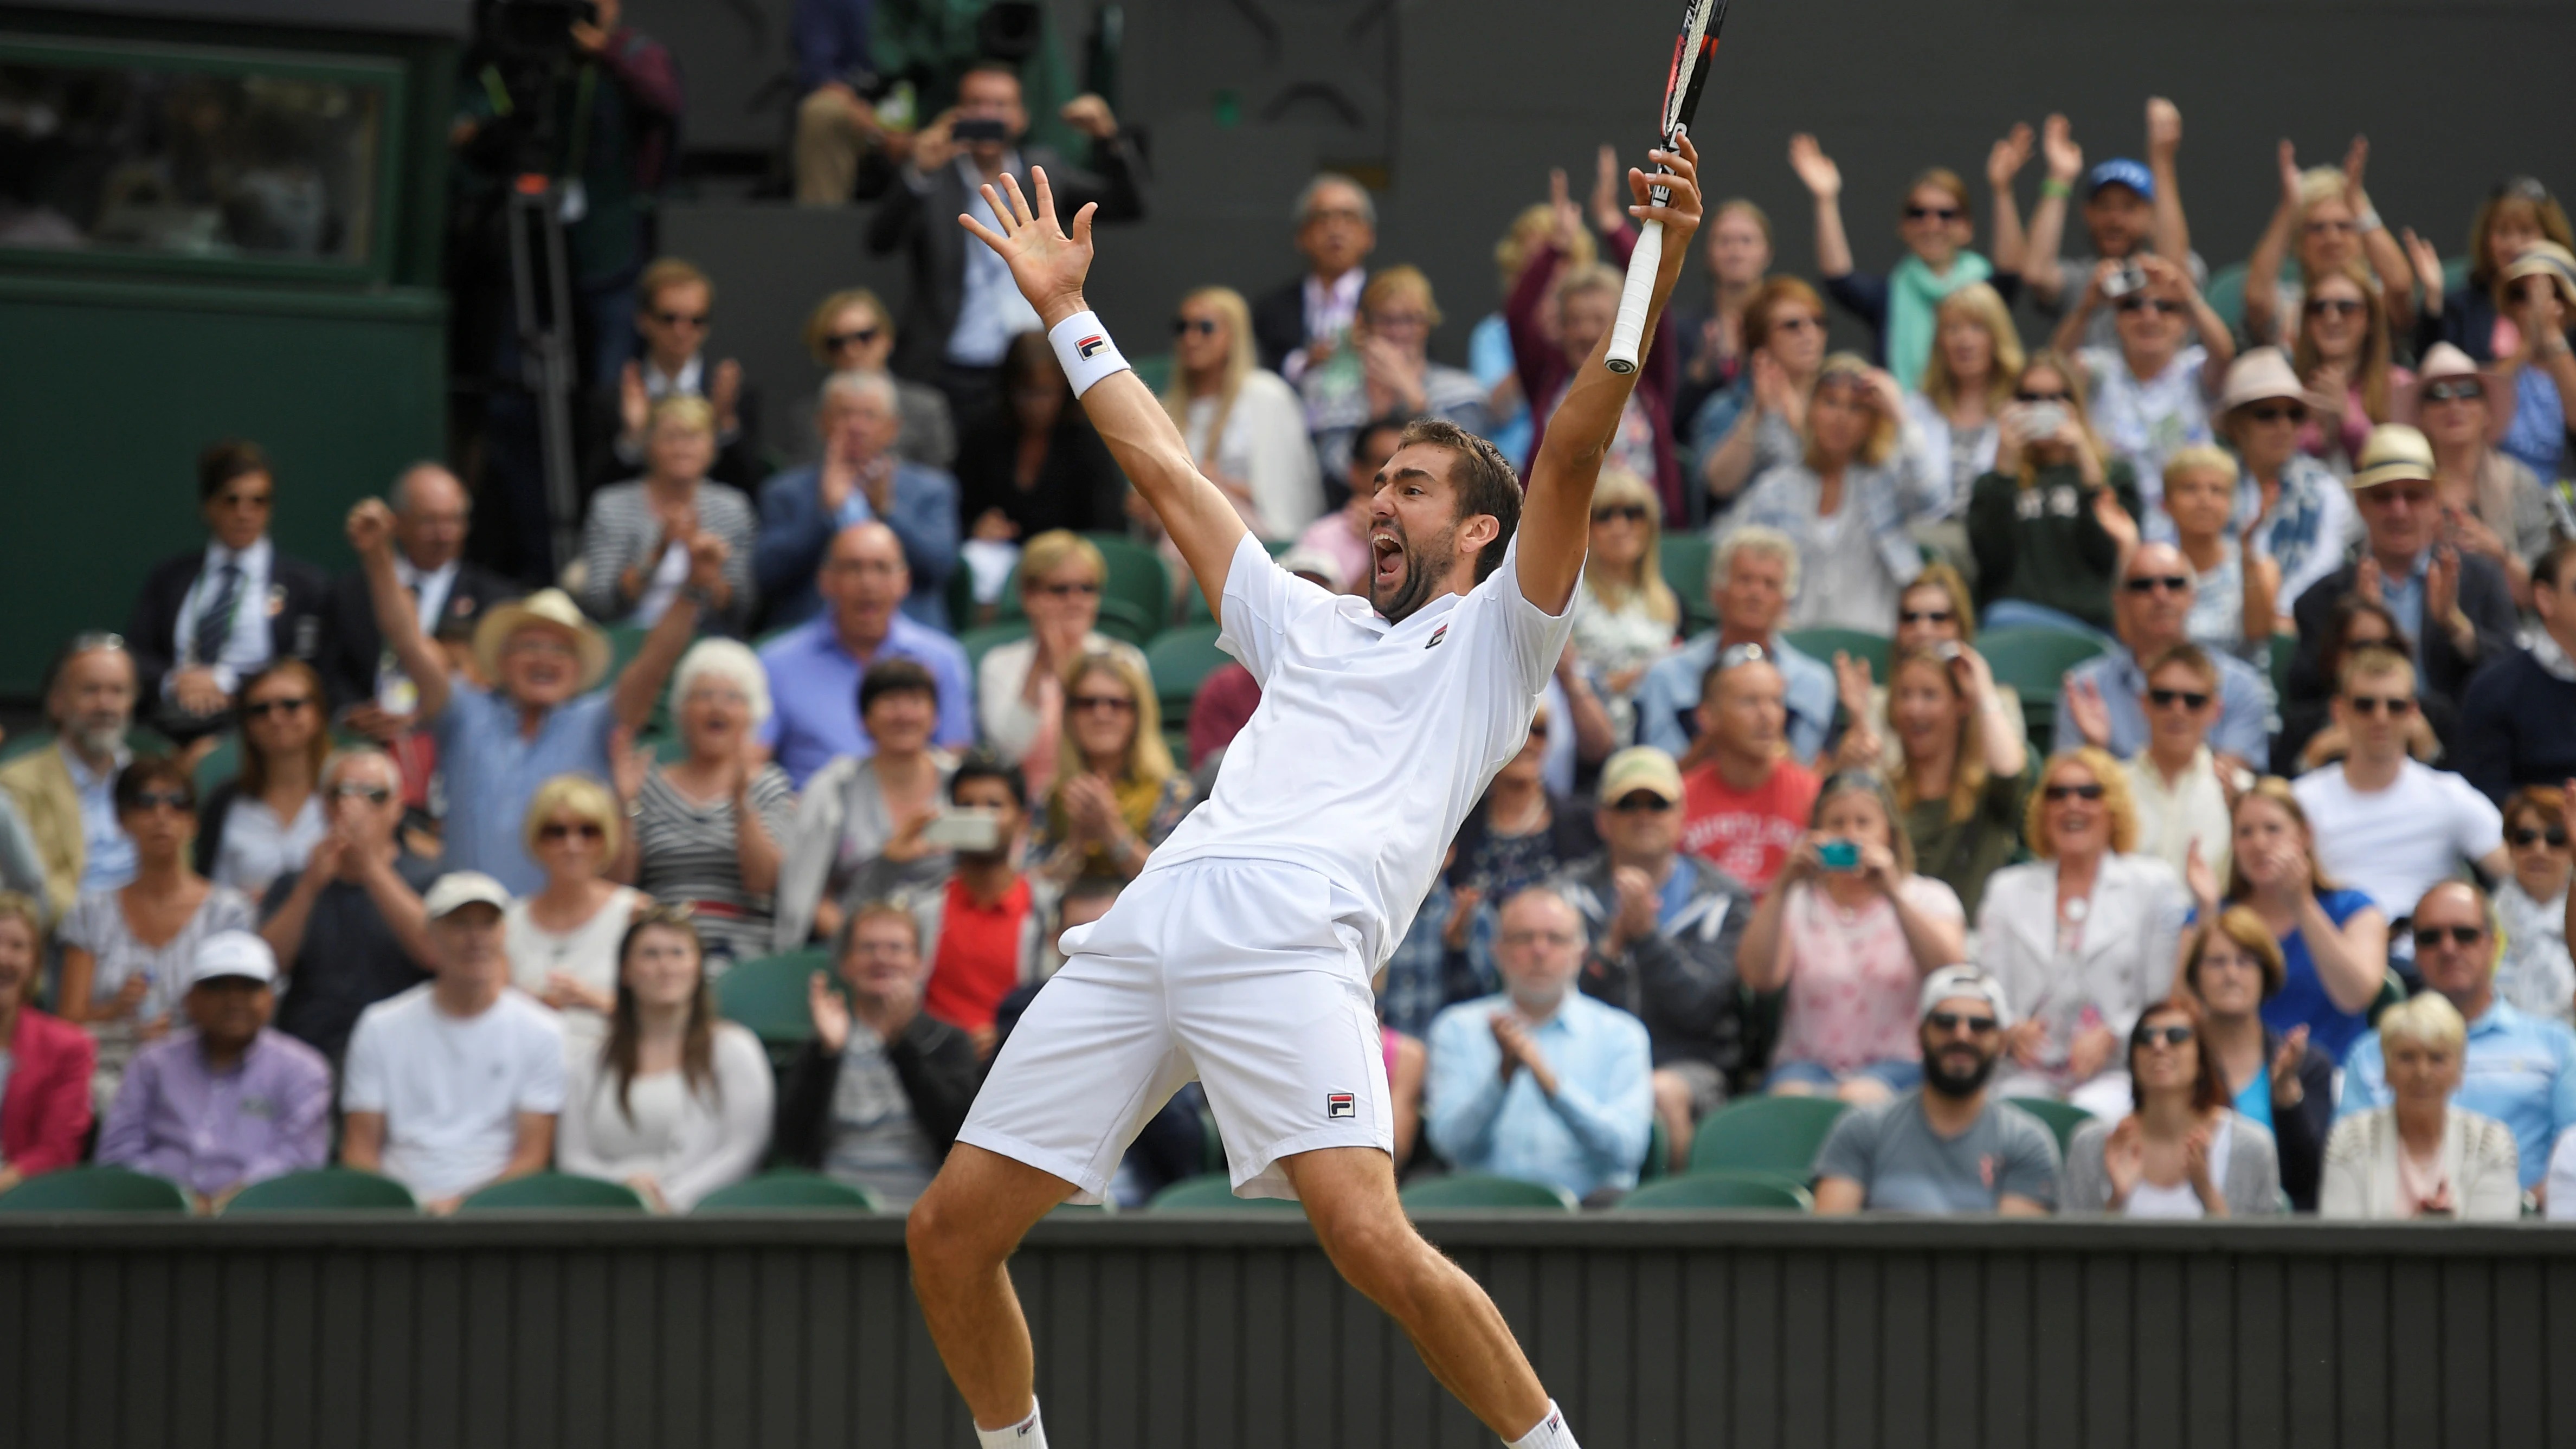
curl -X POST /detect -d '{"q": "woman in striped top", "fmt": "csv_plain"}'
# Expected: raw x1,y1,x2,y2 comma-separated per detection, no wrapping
619,640,795,969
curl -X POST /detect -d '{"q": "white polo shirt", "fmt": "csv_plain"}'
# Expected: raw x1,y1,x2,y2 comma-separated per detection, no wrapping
2293,759,2504,919
341,984,566,1203
1144,532,1573,966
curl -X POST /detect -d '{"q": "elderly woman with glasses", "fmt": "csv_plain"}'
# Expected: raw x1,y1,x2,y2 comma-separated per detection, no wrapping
1736,771,1966,1103
1032,652,1192,890
194,659,330,900
800,287,955,468
1158,285,1322,540
2323,993,2521,1220
2493,786,2576,1027
504,775,646,1031
57,757,256,1106
2061,995,2282,1217
615,640,795,970
577,395,757,633
1734,353,1943,633
974,532,1150,796
1979,747,2193,1117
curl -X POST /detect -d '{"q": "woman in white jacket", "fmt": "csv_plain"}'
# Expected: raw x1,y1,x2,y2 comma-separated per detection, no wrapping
1978,746,2192,1119
1160,286,1323,540
558,907,772,1212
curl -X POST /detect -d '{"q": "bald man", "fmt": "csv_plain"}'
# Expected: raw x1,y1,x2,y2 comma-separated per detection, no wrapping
322,463,523,734
757,520,974,786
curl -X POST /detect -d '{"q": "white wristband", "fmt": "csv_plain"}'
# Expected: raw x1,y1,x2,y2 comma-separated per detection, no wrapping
1047,311,1130,398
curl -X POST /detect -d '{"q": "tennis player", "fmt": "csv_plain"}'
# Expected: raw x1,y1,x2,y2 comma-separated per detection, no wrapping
908,140,1702,1449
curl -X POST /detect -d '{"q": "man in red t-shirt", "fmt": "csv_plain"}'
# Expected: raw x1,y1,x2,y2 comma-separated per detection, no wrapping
917,758,1047,1054
1679,646,1821,892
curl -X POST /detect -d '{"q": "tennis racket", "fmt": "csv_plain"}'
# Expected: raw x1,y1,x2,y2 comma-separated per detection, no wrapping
1603,0,1730,375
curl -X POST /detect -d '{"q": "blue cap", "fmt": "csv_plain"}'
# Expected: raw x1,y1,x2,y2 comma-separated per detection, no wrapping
2085,158,2154,201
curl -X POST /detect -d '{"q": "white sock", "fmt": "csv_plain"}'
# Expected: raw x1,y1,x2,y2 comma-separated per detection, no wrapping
976,1400,1046,1448
1506,1400,1579,1449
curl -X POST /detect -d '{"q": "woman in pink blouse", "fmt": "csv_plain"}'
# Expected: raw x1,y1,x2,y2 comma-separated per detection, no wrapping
1736,771,1967,1101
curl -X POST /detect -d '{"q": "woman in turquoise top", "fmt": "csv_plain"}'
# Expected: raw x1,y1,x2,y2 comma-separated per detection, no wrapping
2182,906,2334,1210
2187,778,2388,1062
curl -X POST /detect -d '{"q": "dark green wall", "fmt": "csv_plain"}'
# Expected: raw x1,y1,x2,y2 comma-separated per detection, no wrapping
0,278,445,695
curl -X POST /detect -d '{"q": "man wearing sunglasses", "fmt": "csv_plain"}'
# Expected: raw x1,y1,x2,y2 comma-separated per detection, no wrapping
2057,540,2269,763
2117,643,2236,884
2292,647,2507,951
2051,250,2233,495
598,257,762,493
256,749,437,1066
2285,425,2516,749
1812,965,2058,1214
2459,539,2576,807
2341,881,2576,1200
1554,746,1756,1168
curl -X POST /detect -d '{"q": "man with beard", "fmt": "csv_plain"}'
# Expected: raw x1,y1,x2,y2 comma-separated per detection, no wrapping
905,142,1702,1449
2,633,142,922
1812,965,2060,1214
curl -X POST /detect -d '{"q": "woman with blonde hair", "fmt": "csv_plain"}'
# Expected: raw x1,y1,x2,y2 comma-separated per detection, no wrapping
2244,143,2420,349
1905,281,2025,523
1032,652,1193,888
1735,352,1942,632
1569,468,1679,738
1978,746,2193,1116
1158,285,1320,539
1881,645,2031,917
974,531,1149,789
800,287,955,467
2290,260,2407,472
1967,350,2141,637
2185,776,2385,1063
2406,175,2576,363
2321,994,2520,1220
504,774,645,1031
576,394,757,633
1472,203,1600,466
1301,265,1490,482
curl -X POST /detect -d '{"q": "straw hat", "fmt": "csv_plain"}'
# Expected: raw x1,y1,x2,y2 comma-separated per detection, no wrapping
2350,424,2437,492
2395,343,2510,444
2216,347,2332,418
2501,240,2576,310
471,587,611,691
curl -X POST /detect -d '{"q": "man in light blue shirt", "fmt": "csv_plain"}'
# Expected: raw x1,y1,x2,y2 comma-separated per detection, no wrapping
1634,528,1834,765
1425,885,1653,1203
2056,542,2269,761
759,521,973,787
2341,881,2576,1192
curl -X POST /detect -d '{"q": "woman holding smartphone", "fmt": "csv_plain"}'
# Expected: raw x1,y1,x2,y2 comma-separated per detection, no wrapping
1736,771,1966,1102
1967,351,2141,637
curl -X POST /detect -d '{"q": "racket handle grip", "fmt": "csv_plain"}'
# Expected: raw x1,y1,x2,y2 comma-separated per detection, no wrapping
1604,218,1663,376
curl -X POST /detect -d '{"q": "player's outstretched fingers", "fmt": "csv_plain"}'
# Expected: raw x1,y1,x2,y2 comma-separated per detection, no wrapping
997,171,1035,229
1029,165,1060,230
957,207,1010,252
1066,199,1098,249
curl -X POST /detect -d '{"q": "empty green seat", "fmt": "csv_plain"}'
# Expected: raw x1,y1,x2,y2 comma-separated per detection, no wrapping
458,1172,647,1212
1661,534,1716,632
1082,531,1175,635
224,1168,418,1214
1146,1172,1300,1210
1684,1094,1848,1178
1617,1170,1812,1211
1782,627,1891,680
191,731,242,795
1399,1174,1580,1212
693,1170,881,1213
959,621,1033,674
1144,623,1229,725
2004,1098,2095,1161
717,949,834,1068
0,1165,189,1213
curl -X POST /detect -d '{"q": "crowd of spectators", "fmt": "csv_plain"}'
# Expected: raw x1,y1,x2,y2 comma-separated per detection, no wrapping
6,81,2576,1227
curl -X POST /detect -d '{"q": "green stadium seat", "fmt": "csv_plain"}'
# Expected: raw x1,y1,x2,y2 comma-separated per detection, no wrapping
2204,260,2249,336
604,623,652,679
2005,1098,2095,1161
1081,532,1176,635
1144,623,1229,726
1399,1173,1580,1212
1640,1115,1671,1182
958,621,1033,674
224,1168,418,1214
717,948,835,1068
191,731,241,795
2269,632,2296,705
1978,627,2108,698
693,1170,881,1213
458,1171,647,1212
1660,534,1716,633
1683,1094,1848,1177
1129,352,1174,396
0,1165,190,1213
1617,1170,1812,1211
2366,969,2410,1028
1783,627,1891,679
1146,1172,1301,1210
1092,597,1161,651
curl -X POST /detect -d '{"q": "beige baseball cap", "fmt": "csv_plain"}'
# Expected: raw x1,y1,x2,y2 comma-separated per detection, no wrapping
1599,745,1685,804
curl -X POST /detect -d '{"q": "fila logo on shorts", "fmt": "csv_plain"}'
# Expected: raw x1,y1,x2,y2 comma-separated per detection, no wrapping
1326,1092,1356,1120
1076,333,1109,360
1425,624,1448,649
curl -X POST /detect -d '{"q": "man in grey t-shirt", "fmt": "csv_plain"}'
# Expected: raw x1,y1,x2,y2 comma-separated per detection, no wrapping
1812,966,2059,1214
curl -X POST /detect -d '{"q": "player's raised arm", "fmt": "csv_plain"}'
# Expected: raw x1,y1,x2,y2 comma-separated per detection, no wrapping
1517,136,1702,614
958,170,1251,626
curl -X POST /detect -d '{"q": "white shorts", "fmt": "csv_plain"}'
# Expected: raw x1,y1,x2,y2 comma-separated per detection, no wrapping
956,858,1393,1203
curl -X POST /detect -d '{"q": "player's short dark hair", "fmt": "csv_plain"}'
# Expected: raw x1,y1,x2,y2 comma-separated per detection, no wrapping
857,658,939,718
1400,417,1520,583
198,439,270,502
950,750,1027,807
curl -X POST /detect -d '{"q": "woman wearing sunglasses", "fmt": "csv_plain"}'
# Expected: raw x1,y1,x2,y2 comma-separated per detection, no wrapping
2185,778,2386,1065
1569,469,1681,742
2060,995,2282,1216
974,531,1148,794
800,287,955,468
1158,286,1321,540
2492,787,2576,1027
2178,908,2334,1209
2406,343,2554,611
194,660,330,901
505,775,645,1031
2488,241,2576,490
2243,140,2418,351
1031,653,1190,891
2052,252,2234,504
1967,352,2140,638
2212,350,2352,634
2290,261,2406,474
2405,177,2574,363
57,757,256,1107
1978,748,2192,1117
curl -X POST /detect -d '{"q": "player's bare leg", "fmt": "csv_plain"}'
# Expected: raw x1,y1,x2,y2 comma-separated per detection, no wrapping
1279,1146,1561,1442
907,1144,1082,1437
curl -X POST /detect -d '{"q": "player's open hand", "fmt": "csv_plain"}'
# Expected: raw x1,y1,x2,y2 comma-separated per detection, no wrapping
1627,133,1703,249
958,168,1096,330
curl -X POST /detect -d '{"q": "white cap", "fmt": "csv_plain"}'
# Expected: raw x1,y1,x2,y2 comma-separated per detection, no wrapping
185,930,278,989
422,871,512,920
1918,964,2012,1027
1274,545,1347,592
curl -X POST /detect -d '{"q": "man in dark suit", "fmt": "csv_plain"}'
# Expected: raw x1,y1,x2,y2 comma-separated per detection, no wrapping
320,463,521,742
125,441,331,743
2283,424,2515,771
1250,173,1377,382
582,256,767,495
866,61,1144,424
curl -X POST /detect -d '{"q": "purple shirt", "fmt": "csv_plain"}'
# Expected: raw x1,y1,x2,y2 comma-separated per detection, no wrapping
97,1028,331,1197
756,613,974,788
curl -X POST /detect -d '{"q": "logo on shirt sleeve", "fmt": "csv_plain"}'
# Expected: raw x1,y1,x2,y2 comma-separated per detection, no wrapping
1326,1092,1356,1120
1076,334,1109,360
1425,624,1448,649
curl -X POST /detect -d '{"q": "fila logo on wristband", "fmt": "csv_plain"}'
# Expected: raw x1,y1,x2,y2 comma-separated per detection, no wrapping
1326,1093,1356,1119
1076,333,1108,359
1048,310,1131,397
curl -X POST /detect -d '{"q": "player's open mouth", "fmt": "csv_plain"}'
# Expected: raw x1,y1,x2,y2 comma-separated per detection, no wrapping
1372,533,1404,585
